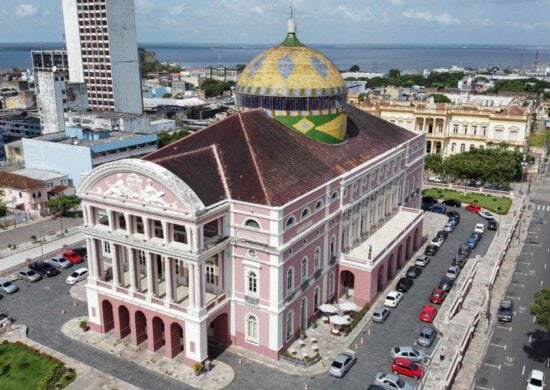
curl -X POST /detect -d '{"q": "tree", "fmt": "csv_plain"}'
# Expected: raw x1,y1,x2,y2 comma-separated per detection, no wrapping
530,288,550,330
47,195,81,217
425,153,443,174
157,130,190,147
162,93,173,98
430,94,452,104
348,64,360,72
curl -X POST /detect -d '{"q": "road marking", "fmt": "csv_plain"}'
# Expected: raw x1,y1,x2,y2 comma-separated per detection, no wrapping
545,263,548,269
522,365,526,375
506,296,521,301
533,316,537,323
529,334,533,344
483,362,501,370
475,386,494,390
496,325,512,331
517,261,531,265
541,280,544,286
490,343,507,350
504,356,515,366
514,272,528,276
511,283,524,288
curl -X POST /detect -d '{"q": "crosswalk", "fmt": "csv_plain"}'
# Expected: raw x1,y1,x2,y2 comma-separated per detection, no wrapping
534,204,550,212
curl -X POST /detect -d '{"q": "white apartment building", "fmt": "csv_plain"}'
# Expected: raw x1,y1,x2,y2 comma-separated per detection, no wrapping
62,0,142,114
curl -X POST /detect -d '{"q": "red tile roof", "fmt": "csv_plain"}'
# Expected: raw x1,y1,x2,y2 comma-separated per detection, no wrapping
48,185,69,195
0,171,45,190
144,105,416,206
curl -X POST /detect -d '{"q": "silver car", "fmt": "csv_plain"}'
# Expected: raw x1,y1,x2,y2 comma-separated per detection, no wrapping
390,346,426,363
0,279,19,294
49,257,73,269
415,255,430,267
18,268,42,283
374,372,413,390
416,326,437,347
372,307,391,323
446,265,460,280
329,350,356,378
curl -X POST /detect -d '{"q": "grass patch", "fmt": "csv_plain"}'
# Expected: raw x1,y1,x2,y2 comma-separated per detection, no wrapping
529,129,550,148
0,341,76,390
422,188,512,214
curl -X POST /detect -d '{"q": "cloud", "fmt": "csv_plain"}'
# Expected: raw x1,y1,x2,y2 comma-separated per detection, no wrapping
402,10,461,25
15,4,38,18
481,18,495,26
337,5,373,22
389,0,404,5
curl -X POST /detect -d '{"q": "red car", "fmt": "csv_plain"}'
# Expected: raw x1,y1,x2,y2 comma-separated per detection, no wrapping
419,305,438,323
391,357,424,379
62,250,83,264
429,288,447,304
465,204,481,213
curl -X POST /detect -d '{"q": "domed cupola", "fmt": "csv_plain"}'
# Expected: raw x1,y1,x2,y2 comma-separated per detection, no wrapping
235,13,348,144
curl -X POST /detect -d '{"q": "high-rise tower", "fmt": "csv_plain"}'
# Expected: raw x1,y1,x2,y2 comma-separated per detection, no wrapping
62,0,142,114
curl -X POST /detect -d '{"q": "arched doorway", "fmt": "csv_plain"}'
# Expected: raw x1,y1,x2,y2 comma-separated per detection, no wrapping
340,270,355,299
414,228,420,250
208,312,230,358
152,316,165,351
387,255,394,280
101,300,114,333
169,322,184,358
314,287,320,312
300,298,308,334
118,305,130,339
135,311,147,345
377,266,385,293
406,236,411,259
398,245,404,268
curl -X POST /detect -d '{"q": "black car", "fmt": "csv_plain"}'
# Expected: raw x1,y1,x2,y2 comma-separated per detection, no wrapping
497,300,513,322
488,219,498,231
29,261,60,278
72,247,88,260
446,210,461,223
396,277,414,292
443,199,461,207
421,196,437,211
436,230,449,240
458,244,472,257
452,253,468,268
439,276,455,292
425,244,439,256
406,266,423,279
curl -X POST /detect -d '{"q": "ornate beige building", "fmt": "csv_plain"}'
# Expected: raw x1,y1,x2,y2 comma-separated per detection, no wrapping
360,101,533,156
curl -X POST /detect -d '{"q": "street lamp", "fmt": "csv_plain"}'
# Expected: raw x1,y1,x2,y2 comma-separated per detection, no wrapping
519,155,528,195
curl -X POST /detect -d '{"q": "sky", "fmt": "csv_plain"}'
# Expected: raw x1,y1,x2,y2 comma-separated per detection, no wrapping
0,0,549,45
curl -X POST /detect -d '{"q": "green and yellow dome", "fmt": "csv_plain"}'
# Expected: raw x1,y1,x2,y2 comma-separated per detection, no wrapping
235,16,348,144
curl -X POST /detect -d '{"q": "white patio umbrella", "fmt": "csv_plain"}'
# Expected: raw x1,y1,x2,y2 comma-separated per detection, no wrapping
329,315,350,326
339,302,359,312
318,304,338,314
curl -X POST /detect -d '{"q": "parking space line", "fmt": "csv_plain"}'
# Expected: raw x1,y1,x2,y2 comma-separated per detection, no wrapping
517,261,530,265
483,362,502,370
541,280,544,286
490,343,507,350
475,386,494,390
529,334,533,344
511,283,524,288
514,272,528,276
522,365,525,375
496,325,512,332
506,296,521,301
533,316,537,323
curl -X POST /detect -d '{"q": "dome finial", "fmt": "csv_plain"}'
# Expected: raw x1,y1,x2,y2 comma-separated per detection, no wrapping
287,1,296,34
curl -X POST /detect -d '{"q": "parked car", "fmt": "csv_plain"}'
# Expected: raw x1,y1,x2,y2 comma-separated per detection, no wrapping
373,307,391,323
0,279,19,294
439,276,455,292
446,210,461,222
390,346,426,363
498,300,513,322
458,245,472,257
443,199,461,207
29,261,60,278
436,230,449,240
62,250,83,264
72,247,87,260
66,267,88,285
452,253,468,269
526,369,545,390
406,266,423,279
465,204,481,213
367,386,386,390
396,277,414,293
385,291,404,308
421,196,437,211
443,221,456,233
415,256,430,267
18,268,42,283
425,244,439,256
329,350,356,378
479,210,495,220
474,223,485,234
429,204,447,214
391,358,423,380
465,235,479,249
429,288,447,304
488,219,498,231
446,265,461,280
419,305,438,323
430,236,445,247
48,257,72,269
375,373,413,390
428,175,444,183
416,326,437,347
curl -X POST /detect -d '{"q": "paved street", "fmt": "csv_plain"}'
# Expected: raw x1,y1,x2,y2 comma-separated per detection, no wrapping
473,160,550,390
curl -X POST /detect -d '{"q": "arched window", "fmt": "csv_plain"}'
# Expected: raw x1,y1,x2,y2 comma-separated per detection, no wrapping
460,143,466,152
248,271,257,294
244,219,260,229
314,247,321,270
470,144,475,150
451,143,456,152
315,200,323,210
286,311,294,341
301,208,310,220
301,257,308,282
285,216,296,228
287,268,294,293
331,191,338,201
246,314,258,344
205,260,215,285
329,272,335,298
314,287,320,311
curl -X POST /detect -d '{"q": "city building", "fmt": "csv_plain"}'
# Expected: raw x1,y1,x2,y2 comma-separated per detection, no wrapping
205,66,240,83
3,140,24,163
0,115,41,139
0,131,4,160
361,101,532,156
31,50,70,75
1,90,35,110
23,126,157,187
37,71,88,134
62,0,142,114
77,16,425,367
65,111,150,133
150,119,176,133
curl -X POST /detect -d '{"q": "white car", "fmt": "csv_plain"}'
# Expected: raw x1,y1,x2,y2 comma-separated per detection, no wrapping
446,265,461,280
415,255,430,267
428,175,444,183
384,291,404,308
49,257,73,269
443,221,456,232
479,210,495,220
474,223,485,234
430,236,445,247
527,369,545,390
66,267,88,285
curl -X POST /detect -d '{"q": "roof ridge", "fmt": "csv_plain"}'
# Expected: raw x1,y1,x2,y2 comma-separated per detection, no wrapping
150,145,216,164
238,112,270,205
211,144,231,200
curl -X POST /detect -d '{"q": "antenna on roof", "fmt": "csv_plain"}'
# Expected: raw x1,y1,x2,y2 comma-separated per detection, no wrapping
290,0,293,18
287,0,296,34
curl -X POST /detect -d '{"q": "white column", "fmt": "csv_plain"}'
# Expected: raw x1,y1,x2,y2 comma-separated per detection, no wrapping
164,256,173,303
85,238,95,278
143,217,151,240
196,262,204,308
146,251,154,296
124,212,131,234
127,247,136,291
111,242,120,287
162,221,169,245
188,262,195,308
107,210,115,231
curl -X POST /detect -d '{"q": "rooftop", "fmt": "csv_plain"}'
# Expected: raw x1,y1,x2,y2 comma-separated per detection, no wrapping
0,171,44,190
12,168,66,182
0,115,40,124
28,130,157,150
